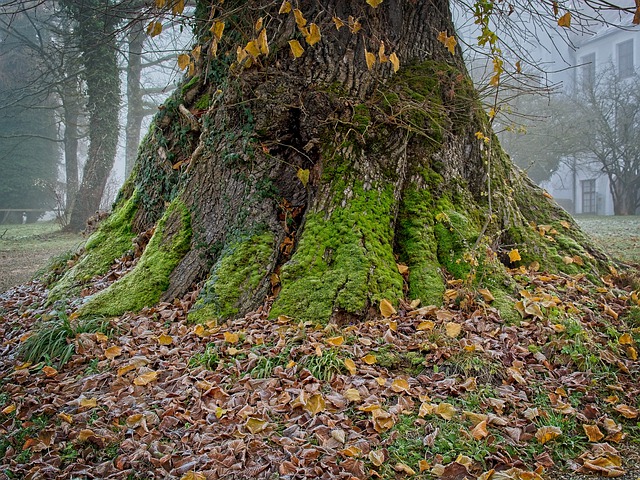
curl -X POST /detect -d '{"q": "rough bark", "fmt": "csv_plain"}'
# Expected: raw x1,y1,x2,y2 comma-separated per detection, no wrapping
56,0,610,322
124,19,145,179
61,78,81,215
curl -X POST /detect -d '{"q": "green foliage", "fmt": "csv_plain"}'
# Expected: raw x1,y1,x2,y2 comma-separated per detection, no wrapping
300,348,344,381
18,307,109,368
189,343,220,370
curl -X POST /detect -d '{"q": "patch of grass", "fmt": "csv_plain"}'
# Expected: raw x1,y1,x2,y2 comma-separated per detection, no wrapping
188,343,220,370
18,307,110,369
300,348,345,381
440,349,504,384
575,216,640,263
250,349,290,379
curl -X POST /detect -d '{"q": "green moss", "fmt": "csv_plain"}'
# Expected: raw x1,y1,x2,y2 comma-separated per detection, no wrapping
396,186,445,305
352,104,371,134
194,93,211,110
188,231,275,323
270,183,404,324
79,199,191,316
181,75,200,95
434,207,479,280
48,192,139,302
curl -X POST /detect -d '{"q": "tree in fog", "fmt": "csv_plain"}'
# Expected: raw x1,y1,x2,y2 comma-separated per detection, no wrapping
0,10,58,224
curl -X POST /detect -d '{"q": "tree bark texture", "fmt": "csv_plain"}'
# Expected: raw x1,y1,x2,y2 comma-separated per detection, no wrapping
125,19,145,179
59,0,609,322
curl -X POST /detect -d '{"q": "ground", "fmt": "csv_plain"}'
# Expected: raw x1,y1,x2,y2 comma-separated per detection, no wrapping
0,217,639,479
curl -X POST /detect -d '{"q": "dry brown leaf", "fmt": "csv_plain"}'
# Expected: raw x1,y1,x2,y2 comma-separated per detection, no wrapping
535,425,562,444
390,378,410,393
344,358,357,375
181,471,206,480
79,398,97,408
583,424,605,442
104,345,123,360
245,417,268,434
133,371,158,386
380,299,396,317
42,365,58,377
436,402,456,420
614,404,639,419
341,445,362,457
397,264,409,274
470,419,489,440
445,322,461,338
304,394,326,415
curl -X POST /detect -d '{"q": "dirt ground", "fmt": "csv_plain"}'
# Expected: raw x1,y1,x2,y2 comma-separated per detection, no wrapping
0,223,83,293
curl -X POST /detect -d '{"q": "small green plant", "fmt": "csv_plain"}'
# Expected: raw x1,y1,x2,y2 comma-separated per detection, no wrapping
250,350,290,379
189,343,220,370
60,443,79,463
301,348,345,381
18,307,109,369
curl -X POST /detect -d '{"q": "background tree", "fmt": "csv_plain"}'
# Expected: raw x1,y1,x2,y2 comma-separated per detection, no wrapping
567,65,640,215
47,0,634,325
0,10,58,224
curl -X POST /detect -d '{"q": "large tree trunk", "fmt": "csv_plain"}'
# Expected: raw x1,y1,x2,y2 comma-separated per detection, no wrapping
124,19,145,179
54,0,609,321
65,0,120,232
61,78,81,217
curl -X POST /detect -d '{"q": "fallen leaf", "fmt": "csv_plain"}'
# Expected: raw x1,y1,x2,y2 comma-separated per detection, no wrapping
344,388,361,402
288,39,304,58
380,299,396,317
223,331,239,343
245,417,268,434
133,371,159,386
326,336,344,346
79,398,97,408
397,264,409,274
471,419,489,440
304,394,326,414
394,463,416,475
369,450,385,466
535,425,562,444
478,288,495,302
42,365,58,377
436,402,456,420
445,322,461,338
344,358,357,375
363,354,377,365
157,334,173,345
181,471,206,480
390,378,410,393
614,404,638,419
583,424,604,442
417,321,435,331
2,404,16,415
618,333,633,345
366,0,383,7
341,445,362,457
104,345,123,360
509,249,522,263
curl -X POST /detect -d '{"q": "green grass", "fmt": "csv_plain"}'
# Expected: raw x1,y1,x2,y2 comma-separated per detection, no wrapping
188,343,220,370
0,221,82,253
575,216,640,263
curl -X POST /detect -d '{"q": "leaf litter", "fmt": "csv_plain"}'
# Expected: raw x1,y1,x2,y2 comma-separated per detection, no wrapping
0,262,639,479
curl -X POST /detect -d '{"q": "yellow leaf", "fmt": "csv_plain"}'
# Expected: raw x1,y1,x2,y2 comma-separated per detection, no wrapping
366,0,383,7
478,288,494,302
191,45,201,62
583,424,604,442
157,334,173,346
419,459,430,472
558,11,572,28
155,0,166,8
627,346,637,360
77,429,96,442
394,463,416,475
333,16,345,30
42,365,58,377
560,220,571,229
58,412,73,424
389,52,400,73
305,23,321,46
194,324,206,337
293,9,307,28
365,49,376,70
254,17,263,32
245,40,260,58
79,398,97,408
257,28,269,55
2,404,16,415
296,168,310,187
278,1,291,14
181,472,206,480
348,16,362,34
341,445,362,457
245,417,268,434
344,358,357,375
95,333,108,342
345,388,361,402
378,42,388,63
418,402,434,417
224,331,239,343
146,21,162,37
210,20,224,40
509,249,522,262
563,256,574,264
379,299,396,317
417,320,435,331
437,31,457,54
604,305,619,320
470,419,489,440
445,322,462,338
215,406,227,418
614,404,639,419
369,450,385,466
535,425,562,444
171,0,184,15
391,378,410,393
375,376,386,386
363,354,377,365
436,402,457,420
304,394,326,414
104,345,123,360
133,371,158,386
288,40,304,58
326,335,344,346
397,263,409,274
619,333,633,345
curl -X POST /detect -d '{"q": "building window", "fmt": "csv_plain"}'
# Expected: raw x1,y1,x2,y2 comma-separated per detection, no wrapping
617,40,634,78
580,53,596,86
582,179,597,214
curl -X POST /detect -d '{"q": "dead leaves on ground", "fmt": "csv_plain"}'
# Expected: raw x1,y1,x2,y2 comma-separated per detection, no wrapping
0,264,639,478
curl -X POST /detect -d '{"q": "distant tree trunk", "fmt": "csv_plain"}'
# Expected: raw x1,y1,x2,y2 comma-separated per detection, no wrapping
65,0,120,232
58,0,609,322
124,19,145,179
61,78,81,216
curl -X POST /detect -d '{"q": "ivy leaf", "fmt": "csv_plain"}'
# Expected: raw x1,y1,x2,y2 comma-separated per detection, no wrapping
257,28,269,55
278,1,292,14
557,12,572,28
437,31,457,54
296,168,310,187
211,20,224,40
288,40,305,58
366,0,384,7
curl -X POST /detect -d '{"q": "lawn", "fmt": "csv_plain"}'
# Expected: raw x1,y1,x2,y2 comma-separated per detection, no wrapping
575,215,640,263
